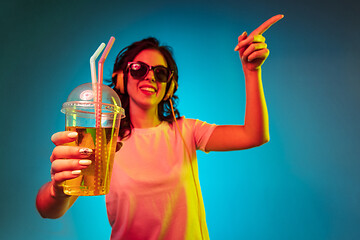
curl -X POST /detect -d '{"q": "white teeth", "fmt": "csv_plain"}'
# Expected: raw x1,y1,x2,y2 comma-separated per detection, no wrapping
140,87,156,93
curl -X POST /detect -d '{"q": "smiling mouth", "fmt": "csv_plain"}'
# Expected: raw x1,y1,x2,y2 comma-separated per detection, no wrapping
139,86,157,93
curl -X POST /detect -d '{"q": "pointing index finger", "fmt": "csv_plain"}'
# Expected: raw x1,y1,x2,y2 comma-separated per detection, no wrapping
251,14,284,36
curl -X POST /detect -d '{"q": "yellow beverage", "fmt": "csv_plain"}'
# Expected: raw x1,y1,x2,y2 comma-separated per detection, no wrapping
63,126,118,196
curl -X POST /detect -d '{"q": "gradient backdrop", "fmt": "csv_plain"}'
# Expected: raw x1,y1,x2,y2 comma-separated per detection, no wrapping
1,0,359,239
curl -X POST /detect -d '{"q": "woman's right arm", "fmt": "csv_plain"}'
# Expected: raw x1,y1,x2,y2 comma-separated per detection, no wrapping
36,131,93,218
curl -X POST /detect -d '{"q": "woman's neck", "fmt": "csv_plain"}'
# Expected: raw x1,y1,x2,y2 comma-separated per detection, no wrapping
129,103,162,129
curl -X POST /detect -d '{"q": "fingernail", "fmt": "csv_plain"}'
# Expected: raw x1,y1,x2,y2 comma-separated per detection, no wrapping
68,132,78,138
79,160,92,166
79,148,93,156
71,170,82,175
234,45,239,51
242,31,247,36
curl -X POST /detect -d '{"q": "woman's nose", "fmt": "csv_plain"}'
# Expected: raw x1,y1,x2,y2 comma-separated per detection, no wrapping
144,69,156,82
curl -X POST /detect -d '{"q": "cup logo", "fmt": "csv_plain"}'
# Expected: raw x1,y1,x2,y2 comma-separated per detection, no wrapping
80,90,94,101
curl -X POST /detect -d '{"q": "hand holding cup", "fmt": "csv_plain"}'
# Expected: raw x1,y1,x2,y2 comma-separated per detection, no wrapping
49,131,93,197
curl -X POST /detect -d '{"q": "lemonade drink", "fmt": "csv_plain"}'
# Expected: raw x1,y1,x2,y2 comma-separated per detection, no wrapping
63,126,118,196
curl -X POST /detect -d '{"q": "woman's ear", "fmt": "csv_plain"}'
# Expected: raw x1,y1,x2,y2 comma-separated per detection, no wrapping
112,71,125,94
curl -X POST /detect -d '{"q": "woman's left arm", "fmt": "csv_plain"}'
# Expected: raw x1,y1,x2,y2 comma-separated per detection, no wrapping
205,14,284,152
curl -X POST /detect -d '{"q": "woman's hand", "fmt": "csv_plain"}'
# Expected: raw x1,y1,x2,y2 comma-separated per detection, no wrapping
234,14,284,71
49,131,93,197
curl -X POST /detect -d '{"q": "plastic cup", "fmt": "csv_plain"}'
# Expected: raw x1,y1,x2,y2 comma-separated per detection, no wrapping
61,83,125,196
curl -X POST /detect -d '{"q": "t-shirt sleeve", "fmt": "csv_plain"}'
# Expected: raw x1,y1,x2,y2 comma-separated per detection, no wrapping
192,119,217,152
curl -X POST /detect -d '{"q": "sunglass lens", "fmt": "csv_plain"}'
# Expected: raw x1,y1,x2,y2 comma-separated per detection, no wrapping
154,67,169,82
130,63,148,78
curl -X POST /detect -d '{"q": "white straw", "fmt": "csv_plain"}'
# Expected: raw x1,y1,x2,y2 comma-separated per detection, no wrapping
90,43,106,102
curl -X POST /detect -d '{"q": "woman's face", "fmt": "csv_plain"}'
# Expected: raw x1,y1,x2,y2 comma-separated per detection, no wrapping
126,49,168,110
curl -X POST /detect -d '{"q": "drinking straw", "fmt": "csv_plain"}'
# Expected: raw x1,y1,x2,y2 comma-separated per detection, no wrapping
90,43,106,97
96,36,115,127
88,42,106,194
98,36,115,85
94,36,115,195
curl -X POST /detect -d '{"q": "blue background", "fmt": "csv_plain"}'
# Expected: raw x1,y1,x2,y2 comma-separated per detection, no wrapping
1,0,359,239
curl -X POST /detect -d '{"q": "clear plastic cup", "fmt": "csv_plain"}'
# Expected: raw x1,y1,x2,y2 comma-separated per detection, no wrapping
61,83,125,196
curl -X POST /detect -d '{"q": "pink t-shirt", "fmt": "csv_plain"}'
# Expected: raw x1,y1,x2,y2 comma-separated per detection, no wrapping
106,117,216,240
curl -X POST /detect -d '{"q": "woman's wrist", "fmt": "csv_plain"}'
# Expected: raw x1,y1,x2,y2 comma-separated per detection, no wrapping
243,67,261,81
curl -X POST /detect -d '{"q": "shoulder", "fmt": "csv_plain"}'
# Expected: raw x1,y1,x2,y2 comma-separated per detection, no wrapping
174,116,217,132
175,116,201,127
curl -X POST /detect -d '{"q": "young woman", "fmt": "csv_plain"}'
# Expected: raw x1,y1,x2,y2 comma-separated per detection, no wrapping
36,14,283,240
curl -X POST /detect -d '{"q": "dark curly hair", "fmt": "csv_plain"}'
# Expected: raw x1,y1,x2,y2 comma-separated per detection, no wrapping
110,37,180,140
